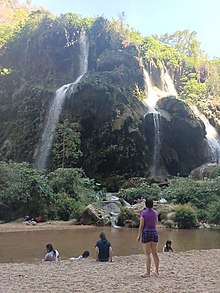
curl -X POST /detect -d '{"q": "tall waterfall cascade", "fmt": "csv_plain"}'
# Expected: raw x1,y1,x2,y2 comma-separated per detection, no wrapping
143,66,177,177
192,106,220,163
143,68,161,177
35,33,89,171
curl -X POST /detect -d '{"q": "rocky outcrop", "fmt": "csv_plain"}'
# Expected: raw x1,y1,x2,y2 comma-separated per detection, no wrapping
156,97,208,176
190,163,219,180
117,201,175,228
78,204,111,226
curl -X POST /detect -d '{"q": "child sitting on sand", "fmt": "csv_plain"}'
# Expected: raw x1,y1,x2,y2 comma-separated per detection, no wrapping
163,240,174,252
70,250,90,261
44,243,60,261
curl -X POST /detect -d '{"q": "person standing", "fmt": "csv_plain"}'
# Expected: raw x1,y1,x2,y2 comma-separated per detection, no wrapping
95,232,113,262
137,198,159,277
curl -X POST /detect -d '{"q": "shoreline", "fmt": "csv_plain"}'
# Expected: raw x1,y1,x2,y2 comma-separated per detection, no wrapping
0,249,219,292
0,220,92,233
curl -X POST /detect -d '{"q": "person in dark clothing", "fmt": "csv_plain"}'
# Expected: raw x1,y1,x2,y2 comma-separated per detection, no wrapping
163,240,174,252
95,232,113,262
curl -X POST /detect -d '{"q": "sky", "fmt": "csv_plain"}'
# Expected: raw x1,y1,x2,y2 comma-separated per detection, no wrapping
31,0,220,58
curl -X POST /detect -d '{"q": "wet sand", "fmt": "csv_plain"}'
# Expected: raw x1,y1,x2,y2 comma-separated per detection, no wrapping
0,222,219,292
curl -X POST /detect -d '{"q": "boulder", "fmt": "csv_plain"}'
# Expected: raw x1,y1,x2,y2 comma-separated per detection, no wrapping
79,204,111,226
163,219,175,228
190,163,218,180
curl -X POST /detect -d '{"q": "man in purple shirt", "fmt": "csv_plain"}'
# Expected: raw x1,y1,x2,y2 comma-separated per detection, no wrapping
137,198,159,277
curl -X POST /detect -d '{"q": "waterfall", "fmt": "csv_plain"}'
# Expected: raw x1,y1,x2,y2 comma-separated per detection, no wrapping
143,69,159,108
35,33,89,171
143,68,161,177
162,67,177,96
192,106,220,163
151,113,161,176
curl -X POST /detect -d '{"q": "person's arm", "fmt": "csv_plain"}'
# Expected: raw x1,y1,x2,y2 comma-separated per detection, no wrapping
137,216,144,241
109,246,113,262
95,246,99,262
162,246,166,253
44,253,51,261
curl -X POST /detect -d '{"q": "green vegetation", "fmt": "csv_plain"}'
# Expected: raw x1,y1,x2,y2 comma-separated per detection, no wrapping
0,4,220,227
117,206,139,228
0,162,96,222
0,161,53,221
119,183,161,204
175,204,197,229
162,177,220,225
0,9,30,46
51,120,82,169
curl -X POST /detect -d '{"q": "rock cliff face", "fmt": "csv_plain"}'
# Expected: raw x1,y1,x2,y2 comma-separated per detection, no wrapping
157,97,208,175
0,14,210,178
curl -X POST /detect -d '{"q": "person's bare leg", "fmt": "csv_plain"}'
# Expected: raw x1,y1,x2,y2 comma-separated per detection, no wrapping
151,242,159,275
142,242,151,276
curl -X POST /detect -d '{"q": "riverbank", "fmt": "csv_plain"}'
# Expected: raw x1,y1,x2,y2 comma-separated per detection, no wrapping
0,220,88,232
0,249,219,293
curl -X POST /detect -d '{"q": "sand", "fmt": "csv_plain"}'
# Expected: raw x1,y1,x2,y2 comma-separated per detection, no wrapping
0,222,219,293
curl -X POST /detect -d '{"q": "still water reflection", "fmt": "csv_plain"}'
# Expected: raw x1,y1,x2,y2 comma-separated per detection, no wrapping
0,227,219,263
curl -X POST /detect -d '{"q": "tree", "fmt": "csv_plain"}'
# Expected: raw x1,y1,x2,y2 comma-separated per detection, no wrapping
48,167,96,220
153,30,202,58
181,78,207,104
0,9,29,46
51,120,82,169
0,161,53,221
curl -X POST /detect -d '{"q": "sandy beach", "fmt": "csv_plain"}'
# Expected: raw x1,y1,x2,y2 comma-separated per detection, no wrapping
0,222,219,293
0,250,219,293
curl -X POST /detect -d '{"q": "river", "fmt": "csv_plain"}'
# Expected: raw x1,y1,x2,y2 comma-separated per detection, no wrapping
0,226,219,263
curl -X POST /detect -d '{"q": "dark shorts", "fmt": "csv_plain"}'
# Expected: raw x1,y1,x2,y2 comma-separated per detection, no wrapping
141,230,158,243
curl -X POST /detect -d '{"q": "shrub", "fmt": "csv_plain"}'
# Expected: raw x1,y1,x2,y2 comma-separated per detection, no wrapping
119,183,161,204
211,166,220,179
175,204,197,229
117,207,139,227
52,193,84,221
48,168,97,220
163,177,220,210
0,162,53,221
48,168,96,202
207,200,220,224
196,209,208,222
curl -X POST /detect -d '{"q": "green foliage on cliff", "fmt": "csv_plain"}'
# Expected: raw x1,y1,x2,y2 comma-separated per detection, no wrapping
0,9,30,46
59,12,94,32
51,120,82,169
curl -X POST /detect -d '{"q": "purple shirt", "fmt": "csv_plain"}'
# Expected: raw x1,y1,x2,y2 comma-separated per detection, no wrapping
141,208,158,231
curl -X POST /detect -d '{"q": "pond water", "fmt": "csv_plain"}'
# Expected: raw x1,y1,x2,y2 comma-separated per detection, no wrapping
0,226,219,263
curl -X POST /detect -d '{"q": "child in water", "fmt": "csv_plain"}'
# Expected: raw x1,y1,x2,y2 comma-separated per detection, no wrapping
163,240,174,252
44,243,60,261
70,250,90,261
